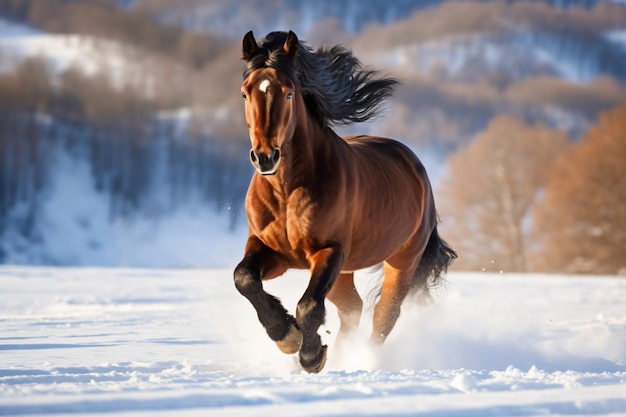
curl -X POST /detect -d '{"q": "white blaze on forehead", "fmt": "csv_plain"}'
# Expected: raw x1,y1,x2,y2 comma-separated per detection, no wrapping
259,79,271,93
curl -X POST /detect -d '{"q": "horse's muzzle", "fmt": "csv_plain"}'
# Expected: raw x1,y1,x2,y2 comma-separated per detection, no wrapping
250,148,281,175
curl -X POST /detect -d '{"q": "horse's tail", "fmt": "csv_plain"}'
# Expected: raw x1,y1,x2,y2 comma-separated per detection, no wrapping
410,226,457,300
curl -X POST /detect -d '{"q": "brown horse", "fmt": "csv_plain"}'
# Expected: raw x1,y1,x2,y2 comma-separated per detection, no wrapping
234,30,457,373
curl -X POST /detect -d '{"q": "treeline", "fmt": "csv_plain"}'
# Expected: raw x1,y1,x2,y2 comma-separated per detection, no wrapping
0,0,246,126
0,0,250,263
379,74,626,150
0,56,250,246
438,104,626,275
348,1,626,151
131,0,615,40
356,0,626,48
0,57,163,123
0,0,229,69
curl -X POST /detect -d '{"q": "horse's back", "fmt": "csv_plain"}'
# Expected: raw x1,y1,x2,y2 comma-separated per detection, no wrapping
344,135,428,178
344,135,431,199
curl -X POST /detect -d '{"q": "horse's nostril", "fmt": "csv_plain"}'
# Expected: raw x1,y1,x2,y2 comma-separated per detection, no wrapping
249,148,280,174
271,148,281,162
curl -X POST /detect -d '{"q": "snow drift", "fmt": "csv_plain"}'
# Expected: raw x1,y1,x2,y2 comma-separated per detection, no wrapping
1,267,624,416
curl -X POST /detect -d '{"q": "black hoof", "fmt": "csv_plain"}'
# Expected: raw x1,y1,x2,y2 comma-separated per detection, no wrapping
300,344,328,373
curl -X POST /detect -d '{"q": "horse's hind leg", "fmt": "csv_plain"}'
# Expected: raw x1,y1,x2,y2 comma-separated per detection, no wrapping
371,261,414,344
234,238,302,354
327,272,363,344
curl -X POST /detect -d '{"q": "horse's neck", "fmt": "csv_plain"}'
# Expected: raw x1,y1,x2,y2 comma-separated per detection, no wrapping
279,117,339,191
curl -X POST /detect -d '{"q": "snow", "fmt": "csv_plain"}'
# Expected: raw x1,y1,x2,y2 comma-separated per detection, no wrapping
0,19,247,269
1,267,625,416
0,18,148,88
606,29,626,51
0,19,40,38
0,141,246,268
358,28,618,85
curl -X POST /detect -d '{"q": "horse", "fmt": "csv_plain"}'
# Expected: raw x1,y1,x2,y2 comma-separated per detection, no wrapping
234,30,457,373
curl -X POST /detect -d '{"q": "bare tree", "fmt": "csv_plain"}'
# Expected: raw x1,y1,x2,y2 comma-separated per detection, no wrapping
532,104,626,275
438,115,568,272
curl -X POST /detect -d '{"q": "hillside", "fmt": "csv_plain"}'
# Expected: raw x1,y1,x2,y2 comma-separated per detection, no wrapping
1,1,625,270
0,17,248,267
131,0,620,39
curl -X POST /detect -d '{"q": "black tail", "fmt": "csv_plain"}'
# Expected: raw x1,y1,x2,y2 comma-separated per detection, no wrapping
410,227,457,298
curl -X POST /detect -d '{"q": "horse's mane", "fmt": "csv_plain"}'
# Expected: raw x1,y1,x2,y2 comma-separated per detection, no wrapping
243,31,398,128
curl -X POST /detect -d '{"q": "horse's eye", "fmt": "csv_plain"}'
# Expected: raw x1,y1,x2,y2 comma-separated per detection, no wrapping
241,92,247,100
286,92,293,100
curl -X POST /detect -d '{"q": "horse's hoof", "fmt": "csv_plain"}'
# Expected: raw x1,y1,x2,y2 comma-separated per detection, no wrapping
300,344,328,373
275,323,303,354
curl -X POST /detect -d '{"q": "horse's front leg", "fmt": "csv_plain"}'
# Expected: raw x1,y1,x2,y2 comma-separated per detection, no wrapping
234,239,302,354
297,244,345,373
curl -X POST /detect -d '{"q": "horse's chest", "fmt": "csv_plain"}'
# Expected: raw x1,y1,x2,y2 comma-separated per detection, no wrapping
250,189,319,256
285,192,316,243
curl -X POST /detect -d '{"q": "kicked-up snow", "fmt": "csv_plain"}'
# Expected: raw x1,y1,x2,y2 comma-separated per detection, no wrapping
0,267,625,416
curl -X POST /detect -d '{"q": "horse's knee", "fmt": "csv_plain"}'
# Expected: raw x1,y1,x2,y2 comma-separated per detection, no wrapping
233,262,261,297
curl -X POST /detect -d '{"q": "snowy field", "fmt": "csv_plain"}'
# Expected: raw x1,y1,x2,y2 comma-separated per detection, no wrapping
1,267,625,416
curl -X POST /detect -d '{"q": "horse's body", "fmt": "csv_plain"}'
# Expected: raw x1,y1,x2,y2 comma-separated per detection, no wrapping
234,31,457,373
247,133,433,271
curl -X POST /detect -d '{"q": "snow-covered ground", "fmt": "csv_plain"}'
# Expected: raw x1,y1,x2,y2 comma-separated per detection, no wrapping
1,267,625,416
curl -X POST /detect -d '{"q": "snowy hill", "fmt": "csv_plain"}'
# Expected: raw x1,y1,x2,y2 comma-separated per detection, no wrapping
358,29,626,85
3,147,245,267
132,0,621,40
0,18,249,268
1,267,624,415
1,1,626,269
0,112,248,268
0,20,98,75
0,18,163,92
131,0,626,89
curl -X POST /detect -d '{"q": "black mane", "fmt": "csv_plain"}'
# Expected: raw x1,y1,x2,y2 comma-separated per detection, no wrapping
243,31,398,128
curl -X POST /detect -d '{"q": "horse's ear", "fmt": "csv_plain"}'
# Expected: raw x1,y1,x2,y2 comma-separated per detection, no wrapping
242,31,258,61
283,30,298,62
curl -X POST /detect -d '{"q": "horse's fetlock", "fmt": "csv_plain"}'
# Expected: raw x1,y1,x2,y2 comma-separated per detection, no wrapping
296,298,324,328
275,323,303,354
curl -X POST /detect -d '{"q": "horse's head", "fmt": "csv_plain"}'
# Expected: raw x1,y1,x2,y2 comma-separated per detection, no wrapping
241,31,299,176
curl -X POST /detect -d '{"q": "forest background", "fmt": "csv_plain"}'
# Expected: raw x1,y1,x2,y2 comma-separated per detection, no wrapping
0,0,625,274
